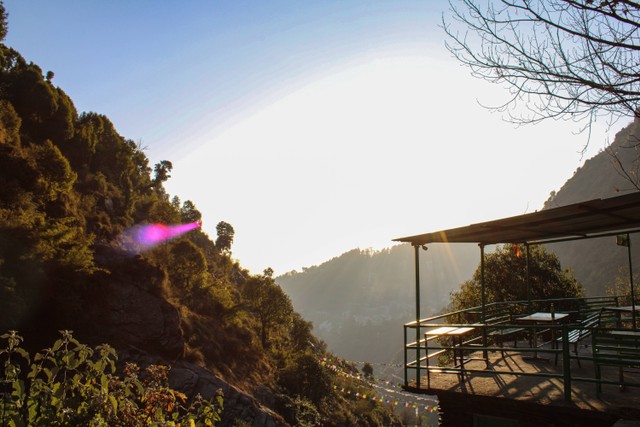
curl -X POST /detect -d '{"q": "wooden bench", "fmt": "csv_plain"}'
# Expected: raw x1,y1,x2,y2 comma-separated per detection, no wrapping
554,297,618,366
483,305,525,357
592,329,640,393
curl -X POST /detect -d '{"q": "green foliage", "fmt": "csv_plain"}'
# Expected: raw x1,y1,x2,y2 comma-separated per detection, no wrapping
0,100,20,146
169,240,208,293
0,2,7,42
276,395,321,427
289,313,315,352
0,330,223,426
448,244,584,311
214,222,234,254
180,200,201,223
362,362,373,379
242,275,293,348
277,352,332,405
605,268,640,306
32,139,76,200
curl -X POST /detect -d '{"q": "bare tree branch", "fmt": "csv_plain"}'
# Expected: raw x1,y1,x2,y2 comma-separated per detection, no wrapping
444,0,640,127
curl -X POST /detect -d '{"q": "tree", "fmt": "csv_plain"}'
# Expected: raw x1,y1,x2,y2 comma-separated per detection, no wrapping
153,160,172,187
444,1,640,129
0,100,21,146
180,199,202,223
0,1,7,42
277,353,332,405
215,221,234,253
33,139,76,200
168,239,208,292
243,275,294,348
448,244,583,312
362,362,374,379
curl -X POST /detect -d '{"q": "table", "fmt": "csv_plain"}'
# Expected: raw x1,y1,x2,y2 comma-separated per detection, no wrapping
425,326,475,382
517,312,569,360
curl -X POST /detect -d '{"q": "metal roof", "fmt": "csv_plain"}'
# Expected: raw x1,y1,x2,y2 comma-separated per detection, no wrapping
394,191,640,246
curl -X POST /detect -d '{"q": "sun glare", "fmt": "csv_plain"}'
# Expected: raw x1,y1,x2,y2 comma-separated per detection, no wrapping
167,55,622,274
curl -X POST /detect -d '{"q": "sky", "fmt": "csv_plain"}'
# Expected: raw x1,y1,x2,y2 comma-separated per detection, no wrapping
4,1,629,275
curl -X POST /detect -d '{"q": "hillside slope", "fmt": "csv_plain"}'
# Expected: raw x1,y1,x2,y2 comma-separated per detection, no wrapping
544,119,640,294
0,14,398,426
277,244,478,363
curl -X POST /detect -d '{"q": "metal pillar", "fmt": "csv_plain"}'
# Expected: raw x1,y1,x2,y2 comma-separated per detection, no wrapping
627,233,637,329
480,244,486,320
480,243,488,364
414,244,422,389
526,243,532,313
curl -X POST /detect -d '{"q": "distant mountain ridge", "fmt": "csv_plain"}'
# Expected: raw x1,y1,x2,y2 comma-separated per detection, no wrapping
277,244,478,363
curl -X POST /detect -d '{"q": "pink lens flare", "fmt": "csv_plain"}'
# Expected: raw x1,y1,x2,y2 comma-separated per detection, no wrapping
118,221,202,254
136,222,200,246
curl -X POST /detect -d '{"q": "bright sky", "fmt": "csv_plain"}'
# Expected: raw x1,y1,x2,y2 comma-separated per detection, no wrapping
5,1,628,275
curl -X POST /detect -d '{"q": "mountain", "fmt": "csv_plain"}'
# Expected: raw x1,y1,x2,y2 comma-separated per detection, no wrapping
277,244,479,364
543,119,640,295
0,9,399,426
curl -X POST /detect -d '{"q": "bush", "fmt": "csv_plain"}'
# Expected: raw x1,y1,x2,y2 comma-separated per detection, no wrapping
0,330,223,426
277,353,332,405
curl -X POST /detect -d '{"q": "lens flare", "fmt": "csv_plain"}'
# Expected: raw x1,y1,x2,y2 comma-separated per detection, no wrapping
118,221,202,254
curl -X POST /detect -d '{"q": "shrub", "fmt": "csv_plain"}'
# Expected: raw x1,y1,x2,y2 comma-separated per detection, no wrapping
0,330,223,426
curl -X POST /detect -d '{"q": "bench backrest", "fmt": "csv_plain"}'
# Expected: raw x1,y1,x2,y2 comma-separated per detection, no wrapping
592,329,640,367
578,297,618,318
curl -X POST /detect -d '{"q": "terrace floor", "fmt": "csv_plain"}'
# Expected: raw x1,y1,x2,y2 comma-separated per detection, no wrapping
407,344,640,425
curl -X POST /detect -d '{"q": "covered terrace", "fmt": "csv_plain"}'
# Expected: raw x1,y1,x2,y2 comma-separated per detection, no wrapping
393,192,640,421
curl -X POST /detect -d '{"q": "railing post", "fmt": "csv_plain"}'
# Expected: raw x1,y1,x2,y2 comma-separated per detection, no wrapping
526,243,532,313
480,244,489,365
562,324,572,402
627,233,637,329
404,324,408,388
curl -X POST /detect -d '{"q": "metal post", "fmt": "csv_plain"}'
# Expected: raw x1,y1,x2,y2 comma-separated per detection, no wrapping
480,244,488,365
526,243,532,313
627,233,637,329
562,324,572,402
404,324,408,388
480,244,486,320
414,244,422,389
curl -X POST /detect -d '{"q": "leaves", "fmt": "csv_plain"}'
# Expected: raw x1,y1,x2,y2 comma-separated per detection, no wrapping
0,331,224,426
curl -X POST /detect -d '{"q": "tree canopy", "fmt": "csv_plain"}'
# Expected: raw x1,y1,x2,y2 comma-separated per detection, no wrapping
448,244,584,311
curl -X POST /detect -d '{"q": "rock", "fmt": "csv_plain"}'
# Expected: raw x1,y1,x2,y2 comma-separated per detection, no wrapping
168,361,287,427
84,255,184,359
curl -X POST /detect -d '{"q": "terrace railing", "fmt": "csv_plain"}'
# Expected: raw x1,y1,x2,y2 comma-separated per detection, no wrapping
403,295,640,402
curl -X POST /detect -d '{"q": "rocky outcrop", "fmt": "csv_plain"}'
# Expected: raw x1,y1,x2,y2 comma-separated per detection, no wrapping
118,350,288,427
169,361,287,427
84,252,185,359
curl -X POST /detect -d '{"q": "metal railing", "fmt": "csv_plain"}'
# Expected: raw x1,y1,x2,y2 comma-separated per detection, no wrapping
403,296,639,402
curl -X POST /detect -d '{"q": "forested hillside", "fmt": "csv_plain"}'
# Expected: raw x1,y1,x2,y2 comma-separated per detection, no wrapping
277,244,478,364
544,119,640,295
0,7,398,426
